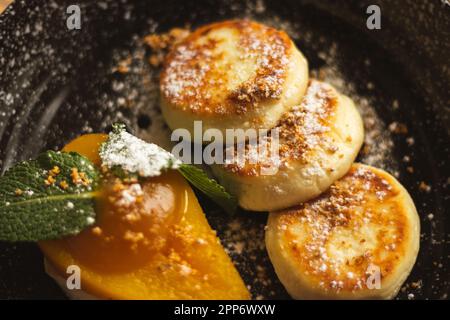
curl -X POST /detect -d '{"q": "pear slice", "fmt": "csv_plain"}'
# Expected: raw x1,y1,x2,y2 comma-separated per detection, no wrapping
39,134,250,300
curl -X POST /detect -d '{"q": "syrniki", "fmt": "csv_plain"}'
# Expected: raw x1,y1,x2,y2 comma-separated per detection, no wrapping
211,80,364,211
160,20,309,143
265,164,420,299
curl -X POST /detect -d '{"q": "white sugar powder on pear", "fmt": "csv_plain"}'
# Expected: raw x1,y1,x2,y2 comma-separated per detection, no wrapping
99,129,181,177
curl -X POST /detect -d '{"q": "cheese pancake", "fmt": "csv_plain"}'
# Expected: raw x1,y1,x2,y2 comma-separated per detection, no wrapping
211,80,364,211
265,164,420,299
160,20,309,142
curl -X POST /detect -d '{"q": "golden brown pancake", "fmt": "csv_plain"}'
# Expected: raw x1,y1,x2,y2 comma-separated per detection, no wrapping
266,164,420,299
211,80,364,211
160,20,309,142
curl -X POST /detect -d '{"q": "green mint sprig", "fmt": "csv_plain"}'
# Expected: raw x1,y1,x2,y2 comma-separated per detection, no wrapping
178,164,237,215
0,151,100,241
0,123,238,242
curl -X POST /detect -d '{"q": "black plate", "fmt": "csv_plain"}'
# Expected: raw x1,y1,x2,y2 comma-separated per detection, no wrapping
0,0,449,299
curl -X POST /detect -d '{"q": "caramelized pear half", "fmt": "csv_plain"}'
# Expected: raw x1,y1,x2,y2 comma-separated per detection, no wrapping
39,134,249,299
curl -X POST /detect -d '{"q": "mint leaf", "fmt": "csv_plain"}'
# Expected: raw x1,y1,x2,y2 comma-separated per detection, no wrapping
0,151,100,241
178,164,237,215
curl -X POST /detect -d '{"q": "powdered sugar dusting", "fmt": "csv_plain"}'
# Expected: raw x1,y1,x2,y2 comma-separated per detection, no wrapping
99,129,181,177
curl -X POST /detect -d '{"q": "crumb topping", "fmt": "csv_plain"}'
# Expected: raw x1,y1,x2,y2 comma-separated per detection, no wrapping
224,80,338,176
70,167,92,186
144,27,191,67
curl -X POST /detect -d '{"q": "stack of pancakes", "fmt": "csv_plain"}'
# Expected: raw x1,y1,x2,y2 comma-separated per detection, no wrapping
159,20,420,300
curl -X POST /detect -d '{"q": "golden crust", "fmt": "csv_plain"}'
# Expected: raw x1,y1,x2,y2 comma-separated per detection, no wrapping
268,164,419,297
223,80,339,176
210,80,363,211
160,20,293,116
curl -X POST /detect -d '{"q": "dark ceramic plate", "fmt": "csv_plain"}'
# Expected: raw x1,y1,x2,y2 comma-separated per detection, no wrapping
0,0,448,299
